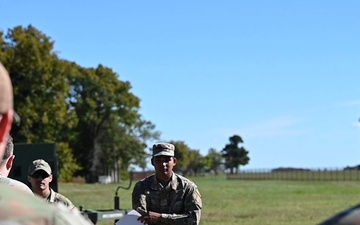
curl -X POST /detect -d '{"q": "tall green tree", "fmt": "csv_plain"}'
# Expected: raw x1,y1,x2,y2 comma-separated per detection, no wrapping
170,141,193,173
205,148,223,175
187,150,205,176
221,135,250,174
169,141,204,175
1,25,77,143
68,64,159,181
0,25,80,179
0,25,160,182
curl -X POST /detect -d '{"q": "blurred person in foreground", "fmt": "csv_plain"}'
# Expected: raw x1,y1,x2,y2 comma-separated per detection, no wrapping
0,135,33,194
28,159,75,210
317,203,360,225
0,62,14,158
0,62,93,225
132,142,202,225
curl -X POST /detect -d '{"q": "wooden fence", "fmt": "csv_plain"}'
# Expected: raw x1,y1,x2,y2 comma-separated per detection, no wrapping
226,168,360,181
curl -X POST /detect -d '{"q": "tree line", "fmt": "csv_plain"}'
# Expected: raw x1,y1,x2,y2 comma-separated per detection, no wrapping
0,25,250,182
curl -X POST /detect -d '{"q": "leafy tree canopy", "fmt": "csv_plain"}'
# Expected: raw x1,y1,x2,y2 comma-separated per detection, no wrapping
0,25,160,181
221,134,250,174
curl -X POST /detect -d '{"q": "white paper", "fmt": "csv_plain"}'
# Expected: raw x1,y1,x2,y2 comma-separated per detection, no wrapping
115,209,143,225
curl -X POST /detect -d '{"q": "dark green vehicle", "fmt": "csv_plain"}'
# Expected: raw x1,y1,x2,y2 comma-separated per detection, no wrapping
9,143,131,224
9,143,58,192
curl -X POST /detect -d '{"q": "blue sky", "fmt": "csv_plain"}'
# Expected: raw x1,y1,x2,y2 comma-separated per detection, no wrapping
1,1,360,170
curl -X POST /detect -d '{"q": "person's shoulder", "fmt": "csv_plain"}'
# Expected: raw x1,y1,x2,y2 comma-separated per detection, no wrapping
137,174,155,183
175,173,198,188
7,178,33,195
0,176,33,195
54,191,68,200
0,184,92,225
55,202,93,224
53,190,74,207
0,175,11,185
0,183,56,222
134,174,155,188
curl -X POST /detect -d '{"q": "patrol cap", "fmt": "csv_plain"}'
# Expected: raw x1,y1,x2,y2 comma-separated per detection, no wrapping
0,62,13,114
152,142,175,157
28,159,52,176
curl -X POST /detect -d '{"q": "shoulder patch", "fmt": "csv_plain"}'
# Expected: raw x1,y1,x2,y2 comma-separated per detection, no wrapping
194,188,202,207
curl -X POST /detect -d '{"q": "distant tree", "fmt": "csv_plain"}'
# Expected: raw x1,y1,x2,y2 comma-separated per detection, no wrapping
205,148,223,175
56,142,82,182
0,25,160,182
221,135,250,174
166,141,204,175
170,141,192,173
68,64,159,181
187,150,205,176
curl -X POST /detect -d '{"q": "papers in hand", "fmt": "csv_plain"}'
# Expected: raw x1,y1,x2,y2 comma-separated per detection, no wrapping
115,210,142,225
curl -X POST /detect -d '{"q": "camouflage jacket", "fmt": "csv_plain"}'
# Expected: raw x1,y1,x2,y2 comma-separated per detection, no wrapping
46,188,75,210
0,184,93,225
132,173,202,225
0,173,33,195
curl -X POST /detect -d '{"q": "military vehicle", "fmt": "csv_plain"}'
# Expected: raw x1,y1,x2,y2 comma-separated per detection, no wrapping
9,143,58,191
9,143,132,224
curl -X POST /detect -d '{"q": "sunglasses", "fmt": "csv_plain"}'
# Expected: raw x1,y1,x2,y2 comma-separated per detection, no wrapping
31,171,50,179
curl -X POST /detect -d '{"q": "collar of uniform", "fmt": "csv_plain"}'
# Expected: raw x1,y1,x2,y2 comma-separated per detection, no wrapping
151,173,179,190
47,188,56,203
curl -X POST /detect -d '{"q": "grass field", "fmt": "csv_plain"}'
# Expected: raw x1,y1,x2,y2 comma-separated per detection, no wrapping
60,175,360,225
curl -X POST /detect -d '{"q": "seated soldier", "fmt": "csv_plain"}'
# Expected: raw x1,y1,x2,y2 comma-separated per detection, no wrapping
28,159,75,210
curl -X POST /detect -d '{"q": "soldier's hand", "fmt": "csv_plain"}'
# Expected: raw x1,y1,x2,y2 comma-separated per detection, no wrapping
137,211,161,224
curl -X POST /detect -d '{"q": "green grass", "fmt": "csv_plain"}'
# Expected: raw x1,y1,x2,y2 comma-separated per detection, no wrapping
59,175,360,225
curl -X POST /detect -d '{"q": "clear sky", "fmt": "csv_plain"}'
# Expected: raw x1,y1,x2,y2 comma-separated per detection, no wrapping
1,1,360,170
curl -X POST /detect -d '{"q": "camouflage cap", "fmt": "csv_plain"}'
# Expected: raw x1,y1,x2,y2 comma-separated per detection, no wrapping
0,62,13,114
28,159,52,176
152,142,175,157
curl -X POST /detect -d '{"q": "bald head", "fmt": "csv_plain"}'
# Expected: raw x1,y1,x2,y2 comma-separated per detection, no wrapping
0,62,13,114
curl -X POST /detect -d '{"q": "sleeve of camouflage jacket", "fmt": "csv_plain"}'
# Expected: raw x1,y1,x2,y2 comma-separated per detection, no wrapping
132,182,202,225
161,185,202,225
132,182,147,211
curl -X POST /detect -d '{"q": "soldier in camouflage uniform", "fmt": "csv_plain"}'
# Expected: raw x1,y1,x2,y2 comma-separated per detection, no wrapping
0,135,33,195
0,62,93,225
0,184,93,225
28,159,75,210
132,142,202,225
0,62,14,159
